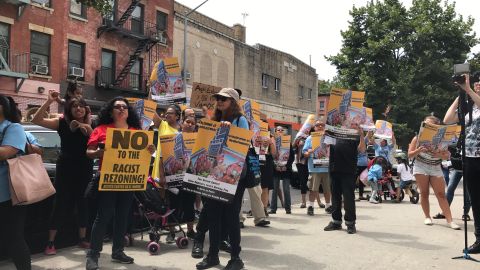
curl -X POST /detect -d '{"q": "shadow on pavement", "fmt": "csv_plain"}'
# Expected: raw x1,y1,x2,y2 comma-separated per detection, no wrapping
358,230,445,250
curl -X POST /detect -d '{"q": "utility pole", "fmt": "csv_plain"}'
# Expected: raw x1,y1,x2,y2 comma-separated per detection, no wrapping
241,12,249,26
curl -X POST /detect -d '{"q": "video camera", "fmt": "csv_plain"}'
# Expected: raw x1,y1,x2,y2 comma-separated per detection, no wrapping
452,63,480,84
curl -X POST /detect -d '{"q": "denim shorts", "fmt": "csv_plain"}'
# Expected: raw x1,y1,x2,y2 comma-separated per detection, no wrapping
413,162,443,178
399,180,413,189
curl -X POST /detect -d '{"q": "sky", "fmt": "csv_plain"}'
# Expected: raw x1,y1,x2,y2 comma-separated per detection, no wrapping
177,0,480,80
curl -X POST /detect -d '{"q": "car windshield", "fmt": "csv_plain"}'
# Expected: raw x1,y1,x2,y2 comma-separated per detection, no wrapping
31,131,60,163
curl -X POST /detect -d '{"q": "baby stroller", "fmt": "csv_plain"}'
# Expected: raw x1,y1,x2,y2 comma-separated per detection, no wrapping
366,169,398,203
134,178,189,255
391,156,420,204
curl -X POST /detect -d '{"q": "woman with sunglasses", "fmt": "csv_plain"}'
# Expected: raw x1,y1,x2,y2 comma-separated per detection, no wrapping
196,88,248,270
32,90,93,255
85,97,152,270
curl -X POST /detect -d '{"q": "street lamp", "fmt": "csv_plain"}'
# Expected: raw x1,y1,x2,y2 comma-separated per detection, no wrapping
183,0,210,92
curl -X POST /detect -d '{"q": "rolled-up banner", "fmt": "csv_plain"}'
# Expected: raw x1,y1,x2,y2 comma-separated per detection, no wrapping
296,114,315,139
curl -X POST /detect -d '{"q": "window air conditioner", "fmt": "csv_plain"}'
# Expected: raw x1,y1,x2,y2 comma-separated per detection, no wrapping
32,65,48,75
69,67,85,78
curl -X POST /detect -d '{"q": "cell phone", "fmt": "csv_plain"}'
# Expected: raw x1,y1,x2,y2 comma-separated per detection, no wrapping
454,63,470,75
98,143,105,149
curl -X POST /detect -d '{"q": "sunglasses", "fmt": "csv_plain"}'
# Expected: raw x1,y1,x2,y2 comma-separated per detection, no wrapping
276,129,284,132
215,96,229,102
113,104,128,110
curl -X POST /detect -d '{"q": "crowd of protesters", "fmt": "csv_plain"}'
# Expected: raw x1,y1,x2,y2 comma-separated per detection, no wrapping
0,77,479,270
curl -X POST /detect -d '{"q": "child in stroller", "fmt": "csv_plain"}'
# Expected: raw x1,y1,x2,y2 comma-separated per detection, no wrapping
367,156,397,203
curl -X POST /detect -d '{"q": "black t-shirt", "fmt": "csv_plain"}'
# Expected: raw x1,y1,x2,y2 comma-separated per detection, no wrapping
329,139,359,174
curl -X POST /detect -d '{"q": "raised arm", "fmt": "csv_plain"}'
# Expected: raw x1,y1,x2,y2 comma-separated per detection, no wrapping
443,97,459,125
32,90,60,130
358,128,366,153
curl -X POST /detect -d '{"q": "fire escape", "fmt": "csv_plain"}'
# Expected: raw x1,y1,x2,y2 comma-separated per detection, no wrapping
96,0,167,94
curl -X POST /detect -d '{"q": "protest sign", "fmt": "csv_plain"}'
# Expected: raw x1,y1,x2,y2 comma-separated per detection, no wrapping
374,120,393,139
361,107,376,131
311,131,330,168
184,119,252,203
126,98,157,130
99,128,153,191
159,133,186,188
275,135,291,167
325,88,365,140
296,114,315,139
149,57,185,105
190,82,221,110
417,122,460,152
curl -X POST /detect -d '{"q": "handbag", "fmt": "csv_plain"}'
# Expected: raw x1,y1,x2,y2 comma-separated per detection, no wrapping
448,140,462,171
241,146,261,188
2,125,55,206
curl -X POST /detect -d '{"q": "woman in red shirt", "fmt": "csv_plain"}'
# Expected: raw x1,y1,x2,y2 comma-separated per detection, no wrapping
85,97,142,270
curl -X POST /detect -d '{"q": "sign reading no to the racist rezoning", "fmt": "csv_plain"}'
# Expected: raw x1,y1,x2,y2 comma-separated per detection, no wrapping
99,128,154,191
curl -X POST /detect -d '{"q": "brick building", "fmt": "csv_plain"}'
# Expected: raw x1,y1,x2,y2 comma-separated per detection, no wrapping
317,92,330,122
0,0,174,115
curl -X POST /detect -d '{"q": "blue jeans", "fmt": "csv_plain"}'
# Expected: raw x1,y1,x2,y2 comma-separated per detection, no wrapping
271,171,291,211
446,170,471,212
442,167,450,185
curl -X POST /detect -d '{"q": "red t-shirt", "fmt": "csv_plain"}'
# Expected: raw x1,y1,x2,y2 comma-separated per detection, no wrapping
88,124,139,169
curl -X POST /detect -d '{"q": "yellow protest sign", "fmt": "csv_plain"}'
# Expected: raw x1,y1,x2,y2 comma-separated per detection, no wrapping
418,122,460,152
326,88,366,140
374,120,393,139
184,119,253,203
311,131,329,168
99,128,154,191
275,135,291,167
149,57,185,105
126,98,157,130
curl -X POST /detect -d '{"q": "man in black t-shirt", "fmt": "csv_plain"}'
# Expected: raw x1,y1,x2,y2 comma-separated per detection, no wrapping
324,126,366,234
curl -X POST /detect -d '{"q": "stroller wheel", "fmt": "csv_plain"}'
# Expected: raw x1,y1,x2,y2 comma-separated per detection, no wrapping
399,190,405,202
410,191,419,204
147,241,160,255
176,237,189,249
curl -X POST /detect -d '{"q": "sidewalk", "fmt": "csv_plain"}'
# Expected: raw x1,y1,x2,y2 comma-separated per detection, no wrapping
0,185,477,270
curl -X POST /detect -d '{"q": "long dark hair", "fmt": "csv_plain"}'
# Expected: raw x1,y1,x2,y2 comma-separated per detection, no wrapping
97,97,141,129
212,98,243,122
64,97,89,124
65,81,80,101
0,95,21,123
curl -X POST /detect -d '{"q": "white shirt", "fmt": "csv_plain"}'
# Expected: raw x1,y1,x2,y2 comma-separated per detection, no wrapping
396,164,414,181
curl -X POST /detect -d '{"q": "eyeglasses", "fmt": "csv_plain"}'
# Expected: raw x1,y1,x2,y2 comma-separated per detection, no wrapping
276,129,284,132
113,104,128,110
215,96,228,102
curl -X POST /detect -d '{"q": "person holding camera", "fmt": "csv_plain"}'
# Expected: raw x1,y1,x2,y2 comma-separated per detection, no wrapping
444,75,480,253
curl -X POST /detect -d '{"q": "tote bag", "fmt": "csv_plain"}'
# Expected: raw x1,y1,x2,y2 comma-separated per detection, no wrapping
2,125,55,205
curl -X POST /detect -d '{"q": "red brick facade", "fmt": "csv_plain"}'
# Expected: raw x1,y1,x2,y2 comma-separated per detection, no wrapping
0,0,174,114
317,93,330,122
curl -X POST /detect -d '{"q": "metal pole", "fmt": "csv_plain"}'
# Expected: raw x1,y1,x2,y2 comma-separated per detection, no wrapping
182,0,210,93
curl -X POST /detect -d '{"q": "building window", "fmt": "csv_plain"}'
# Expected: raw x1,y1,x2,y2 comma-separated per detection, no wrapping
129,59,142,91
68,40,85,79
30,31,51,73
0,23,9,68
101,49,115,85
274,78,280,92
156,11,167,32
32,0,51,7
298,85,304,99
308,88,313,100
262,73,268,89
131,4,144,34
319,101,325,110
70,0,87,18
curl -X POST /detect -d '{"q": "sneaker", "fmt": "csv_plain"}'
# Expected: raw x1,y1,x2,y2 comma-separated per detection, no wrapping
191,241,204,259
166,233,175,244
268,209,276,214
433,213,446,219
307,206,314,216
111,251,134,264
239,222,245,229
448,222,461,230
424,218,433,226
468,240,480,254
44,244,56,255
224,257,244,270
187,230,197,240
346,224,357,234
325,206,333,214
219,240,232,253
462,214,471,221
324,221,342,231
300,203,306,208
196,255,220,270
78,240,90,249
285,209,292,214
86,255,99,270
255,219,270,227
369,198,379,204
358,196,367,200
246,210,253,218
319,202,326,208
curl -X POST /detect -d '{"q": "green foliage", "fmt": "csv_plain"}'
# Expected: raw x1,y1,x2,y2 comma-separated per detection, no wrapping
328,0,478,148
76,0,113,15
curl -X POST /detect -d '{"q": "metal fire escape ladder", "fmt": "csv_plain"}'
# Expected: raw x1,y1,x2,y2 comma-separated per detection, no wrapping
115,0,140,28
113,39,149,86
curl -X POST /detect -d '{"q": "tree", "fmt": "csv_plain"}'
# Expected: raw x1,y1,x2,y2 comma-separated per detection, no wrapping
327,0,477,148
77,0,112,15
